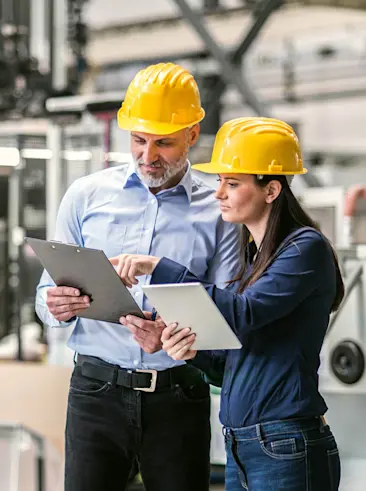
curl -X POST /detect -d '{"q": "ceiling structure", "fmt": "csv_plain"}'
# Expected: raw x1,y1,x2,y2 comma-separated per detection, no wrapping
85,4,366,65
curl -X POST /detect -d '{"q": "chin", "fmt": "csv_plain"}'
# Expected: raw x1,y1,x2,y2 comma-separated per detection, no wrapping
220,212,235,223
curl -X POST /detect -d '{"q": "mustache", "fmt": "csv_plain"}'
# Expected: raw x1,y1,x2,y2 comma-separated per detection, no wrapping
136,159,166,168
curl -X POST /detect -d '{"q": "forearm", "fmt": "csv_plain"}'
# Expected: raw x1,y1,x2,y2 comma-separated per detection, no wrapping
152,233,328,337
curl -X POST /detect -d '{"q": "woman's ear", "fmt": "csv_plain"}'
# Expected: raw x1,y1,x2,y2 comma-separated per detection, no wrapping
265,180,282,204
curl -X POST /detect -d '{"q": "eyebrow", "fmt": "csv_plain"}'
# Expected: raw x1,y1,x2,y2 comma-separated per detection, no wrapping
219,176,242,181
131,133,176,144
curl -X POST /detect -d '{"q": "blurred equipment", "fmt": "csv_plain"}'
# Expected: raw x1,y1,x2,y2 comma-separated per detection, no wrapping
0,321,45,361
0,0,89,120
299,185,366,489
330,339,365,385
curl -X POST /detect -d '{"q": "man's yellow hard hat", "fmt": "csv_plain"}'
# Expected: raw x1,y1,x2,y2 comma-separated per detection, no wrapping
117,62,205,135
193,117,307,176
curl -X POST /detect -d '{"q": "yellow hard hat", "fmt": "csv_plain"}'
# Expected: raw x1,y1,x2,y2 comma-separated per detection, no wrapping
117,62,205,135
193,117,307,175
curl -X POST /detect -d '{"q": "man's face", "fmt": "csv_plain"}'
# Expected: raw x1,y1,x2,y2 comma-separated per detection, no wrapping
130,125,199,188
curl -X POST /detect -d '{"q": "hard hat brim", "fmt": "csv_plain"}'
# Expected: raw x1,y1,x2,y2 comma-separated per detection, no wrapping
118,114,204,136
192,162,308,175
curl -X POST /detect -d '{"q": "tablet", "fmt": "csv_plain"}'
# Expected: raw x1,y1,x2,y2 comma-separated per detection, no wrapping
142,283,242,350
26,237,144,324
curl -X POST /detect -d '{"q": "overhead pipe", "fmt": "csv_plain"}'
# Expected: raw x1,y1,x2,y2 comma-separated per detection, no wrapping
343,184,366,247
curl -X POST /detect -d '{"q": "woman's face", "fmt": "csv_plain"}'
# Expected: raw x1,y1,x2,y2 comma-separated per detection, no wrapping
214,174,276,224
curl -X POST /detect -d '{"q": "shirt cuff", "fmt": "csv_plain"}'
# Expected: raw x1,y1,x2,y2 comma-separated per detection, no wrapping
151,257,187,284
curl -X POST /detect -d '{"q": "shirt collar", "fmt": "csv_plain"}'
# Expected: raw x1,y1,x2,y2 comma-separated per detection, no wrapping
122,160,192,202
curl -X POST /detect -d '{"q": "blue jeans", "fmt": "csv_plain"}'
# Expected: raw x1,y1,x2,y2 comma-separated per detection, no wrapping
224,417,340,490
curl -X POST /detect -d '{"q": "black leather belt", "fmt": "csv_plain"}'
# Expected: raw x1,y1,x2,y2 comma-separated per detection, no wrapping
76,354,192,393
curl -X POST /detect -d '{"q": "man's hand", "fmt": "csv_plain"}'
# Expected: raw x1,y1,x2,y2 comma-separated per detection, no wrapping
161,324,197,361
109,254,161,288
46,286,90,322
120,311,166,354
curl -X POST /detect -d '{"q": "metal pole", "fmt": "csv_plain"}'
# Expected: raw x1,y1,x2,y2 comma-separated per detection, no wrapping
46,0,69,236
173,0,268,115
7,143,24,361
29,0,49,74
46,124,65,238
51,0,68,91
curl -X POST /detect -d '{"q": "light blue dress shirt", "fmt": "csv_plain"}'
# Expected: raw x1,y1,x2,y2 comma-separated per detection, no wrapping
35,162,241,370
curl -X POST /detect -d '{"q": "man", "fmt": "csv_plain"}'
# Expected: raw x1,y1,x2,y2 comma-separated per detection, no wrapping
35,62,241,491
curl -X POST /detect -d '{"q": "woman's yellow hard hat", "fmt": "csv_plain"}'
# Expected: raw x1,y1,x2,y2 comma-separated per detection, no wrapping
192,117,307,176
117,63,205,135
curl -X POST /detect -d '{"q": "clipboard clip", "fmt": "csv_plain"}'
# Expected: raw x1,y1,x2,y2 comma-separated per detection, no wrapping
50,240,80,247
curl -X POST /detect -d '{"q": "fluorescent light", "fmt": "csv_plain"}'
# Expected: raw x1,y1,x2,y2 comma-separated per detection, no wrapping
107,152,132,163
0,148,20,167
21,149,52,159
62,150,92,161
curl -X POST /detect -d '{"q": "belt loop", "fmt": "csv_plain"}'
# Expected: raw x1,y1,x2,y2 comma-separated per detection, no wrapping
256,423,264,444
319,415,326,433
169,366,174,389
111,365,118,387
73,352,78,365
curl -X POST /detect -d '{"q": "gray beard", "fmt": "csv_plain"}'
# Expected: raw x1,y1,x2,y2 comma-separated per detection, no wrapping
134,158,187,188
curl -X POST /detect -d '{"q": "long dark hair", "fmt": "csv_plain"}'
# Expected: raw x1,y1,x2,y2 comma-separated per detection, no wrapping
232,175,344,312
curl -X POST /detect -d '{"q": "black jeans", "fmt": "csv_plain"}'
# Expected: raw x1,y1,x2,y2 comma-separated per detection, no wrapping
65,358,211,491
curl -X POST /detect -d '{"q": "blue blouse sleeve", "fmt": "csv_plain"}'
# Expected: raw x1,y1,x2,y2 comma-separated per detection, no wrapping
188,350,227,387
151,231,333,338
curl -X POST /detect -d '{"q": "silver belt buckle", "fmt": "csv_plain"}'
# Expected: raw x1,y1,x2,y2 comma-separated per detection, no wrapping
134,369,158,392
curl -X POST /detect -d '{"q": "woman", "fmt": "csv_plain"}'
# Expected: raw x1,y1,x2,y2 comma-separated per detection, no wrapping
111,117,344,491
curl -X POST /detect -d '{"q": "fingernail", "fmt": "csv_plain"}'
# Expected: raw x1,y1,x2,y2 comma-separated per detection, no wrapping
126,316,131,321
74,290,80,296
120,317,126,324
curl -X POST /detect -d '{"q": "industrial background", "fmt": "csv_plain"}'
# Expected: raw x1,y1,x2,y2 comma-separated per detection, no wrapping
1,0,366,489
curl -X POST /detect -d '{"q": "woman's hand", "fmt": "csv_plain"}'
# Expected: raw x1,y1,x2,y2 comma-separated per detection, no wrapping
109,254,161,288
161,323,197,361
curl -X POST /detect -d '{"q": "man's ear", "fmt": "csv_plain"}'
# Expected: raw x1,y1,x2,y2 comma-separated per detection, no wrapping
265,180,282,204
188,124,200,147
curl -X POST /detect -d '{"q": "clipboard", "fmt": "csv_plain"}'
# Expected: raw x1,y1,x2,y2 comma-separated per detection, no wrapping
26,237,144,324
142,283,242,350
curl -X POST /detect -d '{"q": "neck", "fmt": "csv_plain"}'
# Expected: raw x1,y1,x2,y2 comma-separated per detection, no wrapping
149,164,188,195
246,209,271,249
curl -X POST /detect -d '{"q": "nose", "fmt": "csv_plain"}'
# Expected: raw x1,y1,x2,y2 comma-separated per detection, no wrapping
142,143,159,165
215,182,227,201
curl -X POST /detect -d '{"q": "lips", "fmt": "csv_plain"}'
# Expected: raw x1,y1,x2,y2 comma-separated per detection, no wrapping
141,165,162,171
220,205,230,211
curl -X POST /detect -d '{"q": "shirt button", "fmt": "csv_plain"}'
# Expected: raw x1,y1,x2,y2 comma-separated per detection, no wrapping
150,199,155,204
133,360,139,366
134,292,140,297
